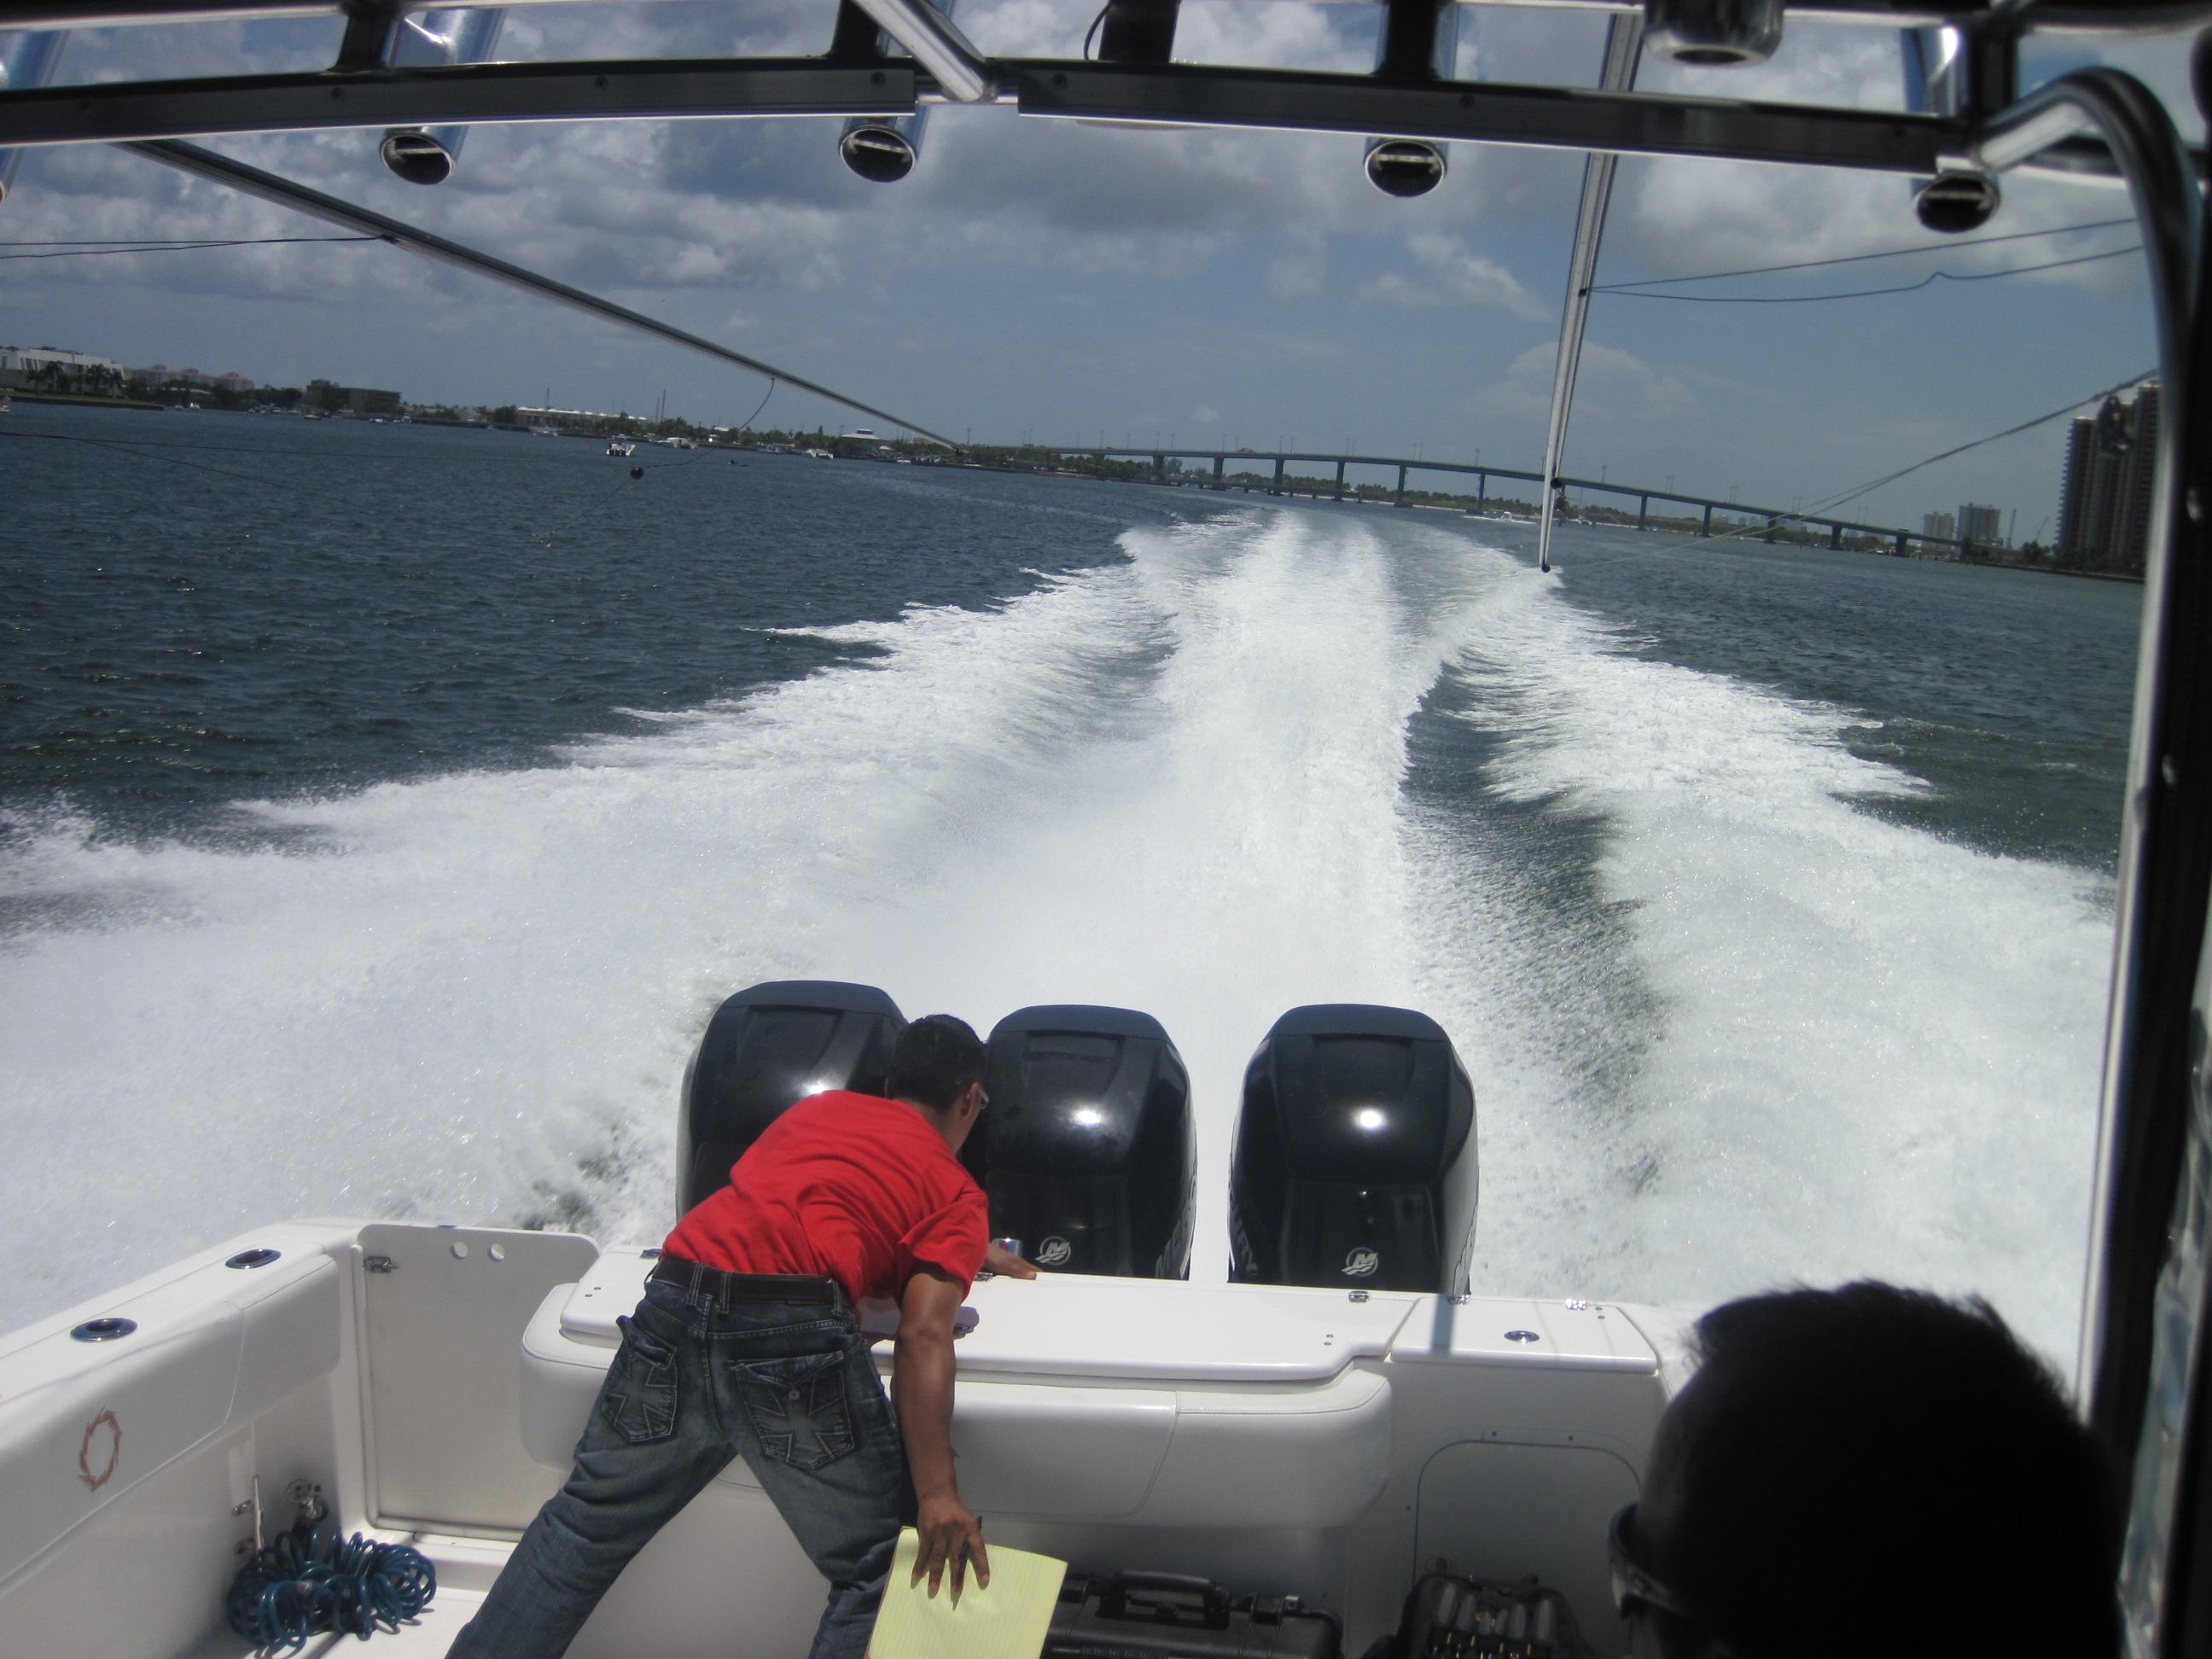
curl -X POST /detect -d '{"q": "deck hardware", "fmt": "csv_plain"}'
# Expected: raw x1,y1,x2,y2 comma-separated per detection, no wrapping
1505,1329,1541,1343
1348,1289,1371,1303
1563,1298,1592,1310
1449,1294,1471,1305
234,1475,265,1553
70,1316,137,1342
226,1247,282,1269
488,1243,506,1261
363,1255,396,1274
451,1241,470,1259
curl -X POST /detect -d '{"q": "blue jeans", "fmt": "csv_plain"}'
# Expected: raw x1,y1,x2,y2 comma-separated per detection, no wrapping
447,1277,911,1659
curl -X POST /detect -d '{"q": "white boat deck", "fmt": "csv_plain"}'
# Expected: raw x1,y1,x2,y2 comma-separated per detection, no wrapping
2,1221,1691,1658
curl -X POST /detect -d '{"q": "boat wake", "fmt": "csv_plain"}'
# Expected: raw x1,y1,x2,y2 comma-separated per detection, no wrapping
0,508,2107,1359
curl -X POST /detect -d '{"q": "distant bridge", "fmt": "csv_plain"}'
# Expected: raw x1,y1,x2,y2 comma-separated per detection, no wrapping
1033,445,1969,559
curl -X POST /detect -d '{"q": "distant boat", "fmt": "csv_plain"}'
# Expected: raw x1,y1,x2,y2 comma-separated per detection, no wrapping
0,394,9,414
803,446,835,460
608,441,636,457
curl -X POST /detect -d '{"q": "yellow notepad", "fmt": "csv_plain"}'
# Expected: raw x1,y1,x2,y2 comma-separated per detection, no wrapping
867,1526,1066,1659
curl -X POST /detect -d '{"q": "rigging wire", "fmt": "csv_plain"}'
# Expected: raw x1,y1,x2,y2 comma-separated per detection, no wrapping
1588,216,2139,292
1595,244,2142,305
1695,366,2156,544
0,427,340,498
0,235,382,261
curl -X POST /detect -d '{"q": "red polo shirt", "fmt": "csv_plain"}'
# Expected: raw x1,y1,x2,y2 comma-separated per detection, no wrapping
663,1090,988,1302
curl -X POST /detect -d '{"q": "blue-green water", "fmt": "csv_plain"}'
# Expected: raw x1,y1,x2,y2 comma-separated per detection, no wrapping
0,405,2140,1358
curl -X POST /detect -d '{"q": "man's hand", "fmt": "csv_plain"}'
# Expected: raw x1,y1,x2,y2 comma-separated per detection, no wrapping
984,1241,1038,1279
911,1491,992,1601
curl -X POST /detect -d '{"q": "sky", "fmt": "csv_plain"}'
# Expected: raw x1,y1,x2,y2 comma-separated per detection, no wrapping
0,1,2197,538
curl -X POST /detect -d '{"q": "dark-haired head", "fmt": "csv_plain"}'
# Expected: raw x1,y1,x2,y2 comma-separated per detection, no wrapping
1621,1281,2121,1659
886,1014,987,1150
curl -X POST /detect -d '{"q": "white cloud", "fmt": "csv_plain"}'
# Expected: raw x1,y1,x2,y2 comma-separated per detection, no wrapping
1267,228,1328,299
1362,232,1548,320
1478,341,1701,428
1192,404,1220,425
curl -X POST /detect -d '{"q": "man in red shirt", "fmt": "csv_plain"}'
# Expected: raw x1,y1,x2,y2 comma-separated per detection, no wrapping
449,1015,1024,1659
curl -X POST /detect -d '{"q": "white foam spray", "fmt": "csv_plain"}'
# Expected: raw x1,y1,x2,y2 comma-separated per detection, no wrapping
0,509,2109,1363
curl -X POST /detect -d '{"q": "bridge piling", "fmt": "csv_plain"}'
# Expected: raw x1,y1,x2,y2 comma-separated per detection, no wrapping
1701,503,1714,538
1394,463,1407,508
1830,523,1842,550
1213,454,1225,489
1334,458,1346,502
1272,457,1285,495
1638,493,1648,530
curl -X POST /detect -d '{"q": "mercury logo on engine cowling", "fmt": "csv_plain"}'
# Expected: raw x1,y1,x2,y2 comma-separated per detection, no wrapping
1343,1248,1381,1278
1037,1237,1073,1266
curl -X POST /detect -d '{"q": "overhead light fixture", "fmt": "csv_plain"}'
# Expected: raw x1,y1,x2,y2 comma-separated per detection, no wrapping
1642,0,1784,67
1365,0,1459,200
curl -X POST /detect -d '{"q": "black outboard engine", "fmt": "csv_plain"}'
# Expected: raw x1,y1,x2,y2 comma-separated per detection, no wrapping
966,1006,1195,1278
1230,1004,1476,1294
676,981,905,1212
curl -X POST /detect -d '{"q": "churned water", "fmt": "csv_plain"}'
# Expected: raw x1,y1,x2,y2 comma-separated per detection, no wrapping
0,407,2139,1364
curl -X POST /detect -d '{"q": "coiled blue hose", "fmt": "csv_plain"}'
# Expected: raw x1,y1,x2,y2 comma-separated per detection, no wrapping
224,1522,436,1652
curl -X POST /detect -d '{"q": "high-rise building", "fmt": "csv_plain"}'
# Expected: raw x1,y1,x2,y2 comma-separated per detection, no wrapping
1959,503,2004,547
2058,380,2160,574
1922,510,1956,540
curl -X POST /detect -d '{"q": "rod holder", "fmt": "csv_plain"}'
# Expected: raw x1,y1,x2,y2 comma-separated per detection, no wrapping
1365,0,1458,199
0,28,68,203
380,6,504,185
1914,170,2000,232
1642,0,1783,67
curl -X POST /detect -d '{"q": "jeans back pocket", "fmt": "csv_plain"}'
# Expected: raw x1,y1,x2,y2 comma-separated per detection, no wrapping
736,1348,857,1470
599,1315,680,1444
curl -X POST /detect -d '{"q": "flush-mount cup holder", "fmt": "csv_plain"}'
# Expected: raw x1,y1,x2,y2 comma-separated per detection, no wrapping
226,1248,282,1270
71,1317,137,1342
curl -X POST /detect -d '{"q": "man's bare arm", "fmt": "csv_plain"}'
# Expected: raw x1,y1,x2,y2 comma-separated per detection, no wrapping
894,1265,991,1598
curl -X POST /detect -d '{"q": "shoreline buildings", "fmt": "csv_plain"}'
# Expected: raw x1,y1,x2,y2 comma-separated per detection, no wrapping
2059,380,2160,576
1959,503,2004,549
0,345,125,393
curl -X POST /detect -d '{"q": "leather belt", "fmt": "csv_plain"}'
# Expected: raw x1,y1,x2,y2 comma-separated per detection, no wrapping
649,1254,839,1306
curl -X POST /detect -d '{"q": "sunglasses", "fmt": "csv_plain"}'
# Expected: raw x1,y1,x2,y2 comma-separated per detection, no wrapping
1609,1503,1728,1645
